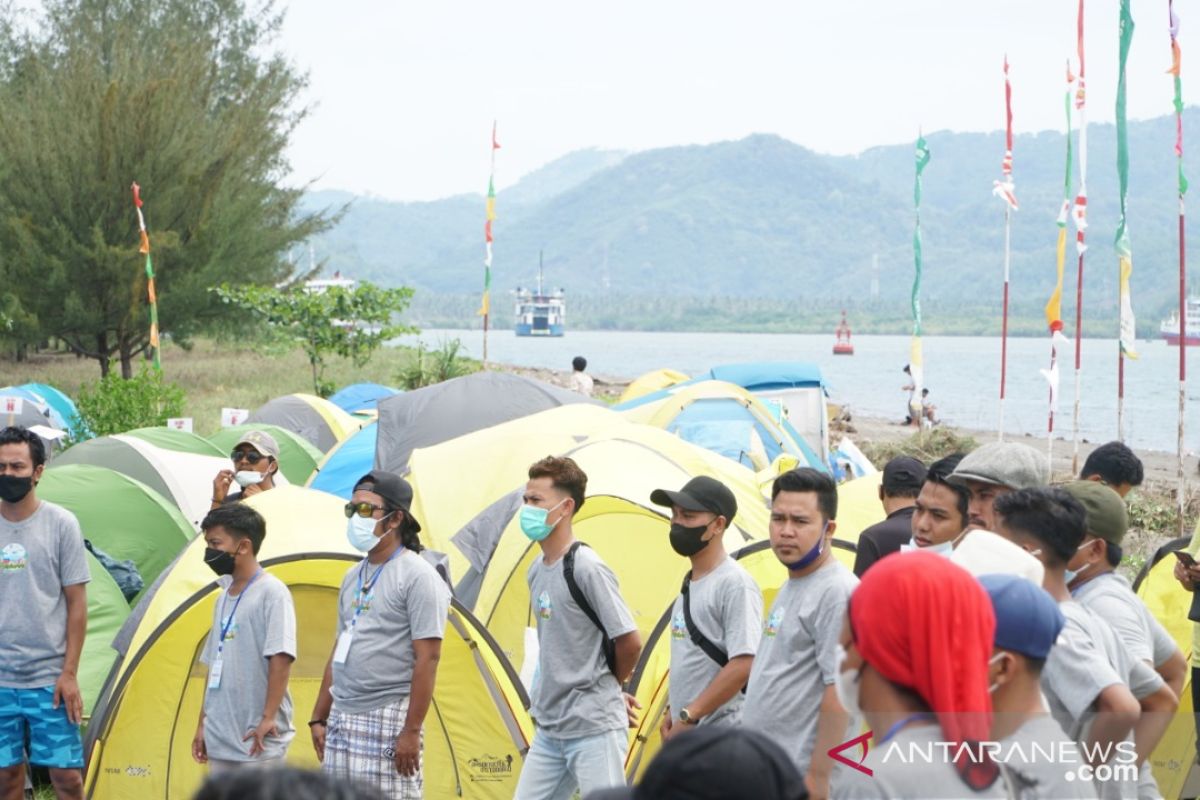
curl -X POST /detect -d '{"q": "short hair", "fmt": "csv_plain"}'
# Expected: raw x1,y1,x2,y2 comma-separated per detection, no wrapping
925,453,968,521
771,467,837,521
194,766,384,800
529,455,587,514
993,487,1087,567
201,503,267,555
1080,441,1144,488
572,356,587,372
1105,541,1122,568
0,426,46,469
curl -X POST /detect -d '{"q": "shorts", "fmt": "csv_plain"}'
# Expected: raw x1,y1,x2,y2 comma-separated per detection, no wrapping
0,686,83,769
324,697,422,799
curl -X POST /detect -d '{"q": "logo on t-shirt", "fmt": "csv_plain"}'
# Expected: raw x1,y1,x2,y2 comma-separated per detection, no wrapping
220,615,239,642
671,611,687,640
536,590,552,620
764,607,783,638
353,590,374,616
0,543,27,573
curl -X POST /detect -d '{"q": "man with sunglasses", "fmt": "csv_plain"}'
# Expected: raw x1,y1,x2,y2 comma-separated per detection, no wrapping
310,470,449,799
211,432,281,510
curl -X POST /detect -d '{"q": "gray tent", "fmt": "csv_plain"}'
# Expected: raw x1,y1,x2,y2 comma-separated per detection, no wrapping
375,371,599,473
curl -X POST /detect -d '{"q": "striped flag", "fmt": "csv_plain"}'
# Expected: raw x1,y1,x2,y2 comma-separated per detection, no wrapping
1115,0,1138,359
478,122,500,318
132,182,161,370
1046,63,1074,332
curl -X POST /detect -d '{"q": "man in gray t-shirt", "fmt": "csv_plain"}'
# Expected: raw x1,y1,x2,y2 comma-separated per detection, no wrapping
513,456,641,800
741,468,857,798
649,477,762,735
0,426,89,800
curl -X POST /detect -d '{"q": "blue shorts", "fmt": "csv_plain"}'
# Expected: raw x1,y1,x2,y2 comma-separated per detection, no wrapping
0,687,84,769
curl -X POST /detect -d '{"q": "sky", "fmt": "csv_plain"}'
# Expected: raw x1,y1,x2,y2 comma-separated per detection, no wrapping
279,0,1183,202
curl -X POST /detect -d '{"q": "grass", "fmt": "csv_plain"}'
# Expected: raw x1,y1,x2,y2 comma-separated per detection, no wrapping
860,427,979,467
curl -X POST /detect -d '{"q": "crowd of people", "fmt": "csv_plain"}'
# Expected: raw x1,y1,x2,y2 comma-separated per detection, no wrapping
0,417,1194,800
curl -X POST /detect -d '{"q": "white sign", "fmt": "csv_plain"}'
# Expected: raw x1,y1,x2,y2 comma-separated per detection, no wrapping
166,418,194,433
0,396,23,416
221,408,249,428
28,424,67,442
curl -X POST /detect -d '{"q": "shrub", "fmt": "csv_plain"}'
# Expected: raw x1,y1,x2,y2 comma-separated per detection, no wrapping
74,365,185,436
397,338,476,390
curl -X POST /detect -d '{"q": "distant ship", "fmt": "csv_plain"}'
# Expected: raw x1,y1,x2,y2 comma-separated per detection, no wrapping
514,254,565,337
1161,297,1200,346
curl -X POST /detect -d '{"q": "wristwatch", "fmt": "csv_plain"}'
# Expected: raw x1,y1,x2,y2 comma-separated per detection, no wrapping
678,707,699,725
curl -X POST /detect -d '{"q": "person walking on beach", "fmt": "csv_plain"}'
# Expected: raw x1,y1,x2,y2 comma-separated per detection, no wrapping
192,504,296,773
212,431,281,510
742,468,857,799
0,426,88,800
311,470,450,799
649,477,761,737
570,357,594,397
514,456,642,800
853,456,926,575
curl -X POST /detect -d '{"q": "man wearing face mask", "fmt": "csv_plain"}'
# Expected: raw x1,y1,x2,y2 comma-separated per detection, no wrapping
649,476,762,739
310,470,450,799
514,456,642,800
0,427,89,800
742,468,857,800
211,431,281,509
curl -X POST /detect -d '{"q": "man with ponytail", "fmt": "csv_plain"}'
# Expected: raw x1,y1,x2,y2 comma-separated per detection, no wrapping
310,470,450,799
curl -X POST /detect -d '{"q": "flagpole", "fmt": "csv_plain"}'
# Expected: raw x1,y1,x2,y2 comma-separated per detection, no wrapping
1115,0,1138,443
1045,61,1074,478
1170,0,1188,536
911,132,931,431
480,121,500,367
995,56,1017,441
1072,0,1089,474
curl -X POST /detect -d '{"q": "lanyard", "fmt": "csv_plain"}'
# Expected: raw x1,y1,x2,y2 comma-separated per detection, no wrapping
878,712,935,746
217,569,264,654
348,546,403,630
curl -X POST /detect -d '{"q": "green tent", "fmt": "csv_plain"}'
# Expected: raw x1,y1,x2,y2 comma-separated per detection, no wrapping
81,550,129,718
40,464,195,587
207,423,323,485
122,427,226,457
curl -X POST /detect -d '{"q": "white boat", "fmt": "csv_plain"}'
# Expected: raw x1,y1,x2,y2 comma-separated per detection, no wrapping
1161,297,1200,346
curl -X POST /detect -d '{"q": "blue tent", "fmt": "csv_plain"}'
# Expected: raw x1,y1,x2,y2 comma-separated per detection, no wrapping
329,383,400,414
701,362,826,391
308,423,377,499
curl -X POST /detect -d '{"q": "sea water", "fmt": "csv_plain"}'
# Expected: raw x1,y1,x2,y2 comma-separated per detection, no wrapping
397,329,1200,454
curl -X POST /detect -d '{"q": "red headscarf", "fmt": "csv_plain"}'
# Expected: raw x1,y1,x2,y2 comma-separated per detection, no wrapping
850,551,998,791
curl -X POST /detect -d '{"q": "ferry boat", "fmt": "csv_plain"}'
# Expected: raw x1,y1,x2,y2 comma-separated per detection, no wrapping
514,255,565,337
1161,297,1200,346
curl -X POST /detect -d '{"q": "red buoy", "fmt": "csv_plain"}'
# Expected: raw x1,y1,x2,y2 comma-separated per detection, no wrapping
833,310,854,355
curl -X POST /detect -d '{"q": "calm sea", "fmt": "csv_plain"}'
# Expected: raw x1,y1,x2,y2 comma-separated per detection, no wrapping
398,329,1200,454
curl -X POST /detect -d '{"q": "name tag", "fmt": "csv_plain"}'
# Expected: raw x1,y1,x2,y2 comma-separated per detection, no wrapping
207,659,224,689
333,630,353,664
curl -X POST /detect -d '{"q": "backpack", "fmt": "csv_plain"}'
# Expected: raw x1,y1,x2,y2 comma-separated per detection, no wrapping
680,571,747,694
563,542,618,676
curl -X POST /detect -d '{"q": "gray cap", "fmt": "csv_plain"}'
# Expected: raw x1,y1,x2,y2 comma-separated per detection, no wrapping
947,442,1049,490
233,430,280,460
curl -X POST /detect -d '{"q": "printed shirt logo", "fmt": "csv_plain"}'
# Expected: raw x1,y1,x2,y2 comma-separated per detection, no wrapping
671,610,687,640
219,615,239,642
764,607,783,638
0,543,27,572
352,589,375,617
536,590,553,620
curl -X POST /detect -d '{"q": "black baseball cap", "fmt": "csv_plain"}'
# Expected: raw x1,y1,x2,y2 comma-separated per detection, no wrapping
882,456,927,494
650,476,737,524
353,470,421,532
585,726,807,800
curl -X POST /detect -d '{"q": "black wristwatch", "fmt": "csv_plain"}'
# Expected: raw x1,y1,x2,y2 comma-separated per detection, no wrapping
678,707,699,725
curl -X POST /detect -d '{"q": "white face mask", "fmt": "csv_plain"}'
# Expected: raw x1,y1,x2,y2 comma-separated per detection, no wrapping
901,537,954,557
234,470,267,488
346,515,382,553
834,643,862,716
1064,542,1094,585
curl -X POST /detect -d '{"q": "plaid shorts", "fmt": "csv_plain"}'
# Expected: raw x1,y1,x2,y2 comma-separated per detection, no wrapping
324,696,423,799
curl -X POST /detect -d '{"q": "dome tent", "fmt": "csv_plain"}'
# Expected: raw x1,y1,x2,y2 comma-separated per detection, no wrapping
617,368,690,405
207,423,323,485
328,382,400,414
307,422,377,499
247,393,362,453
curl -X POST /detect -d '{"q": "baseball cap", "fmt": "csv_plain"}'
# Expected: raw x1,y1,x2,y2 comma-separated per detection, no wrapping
1061,480,1127,545
951,530,1045,586
650,476,737,524
978,573,1065,660
882,456,927,494
947,442,1049,490
353,470,421,532
585,726,807,800
233,430,280,460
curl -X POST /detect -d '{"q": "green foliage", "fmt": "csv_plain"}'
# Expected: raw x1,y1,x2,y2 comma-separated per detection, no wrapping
216,282,417,396
397,338,477,390
0,0,333,378
75,365,185,436
861,427,978,469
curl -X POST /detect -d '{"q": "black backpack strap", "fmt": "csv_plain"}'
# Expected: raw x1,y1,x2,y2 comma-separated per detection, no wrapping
564,542,618,676
680,572,728,667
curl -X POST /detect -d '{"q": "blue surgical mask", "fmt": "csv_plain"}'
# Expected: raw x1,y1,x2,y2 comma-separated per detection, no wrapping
1064,542,1093,586
783,524,828,571
520,499,567,542
346,514,387,553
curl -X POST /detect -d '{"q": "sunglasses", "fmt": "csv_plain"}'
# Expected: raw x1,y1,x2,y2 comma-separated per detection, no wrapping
231,449,266,465
344,502,387,519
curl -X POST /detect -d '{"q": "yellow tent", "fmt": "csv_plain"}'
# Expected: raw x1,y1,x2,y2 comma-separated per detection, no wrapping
618,368,690,405
84,486,530,800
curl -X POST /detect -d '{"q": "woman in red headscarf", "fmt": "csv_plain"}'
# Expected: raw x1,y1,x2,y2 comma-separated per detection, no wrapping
831,551,1010,799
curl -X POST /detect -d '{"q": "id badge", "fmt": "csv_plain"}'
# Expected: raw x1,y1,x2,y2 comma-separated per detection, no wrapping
333,630,353,664
207,659,224,689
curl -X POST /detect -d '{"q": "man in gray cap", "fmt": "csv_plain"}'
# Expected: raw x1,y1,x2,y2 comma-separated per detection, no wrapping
853,456,926,576
947,441,1049,534
211,430,282,509
649,477,762,738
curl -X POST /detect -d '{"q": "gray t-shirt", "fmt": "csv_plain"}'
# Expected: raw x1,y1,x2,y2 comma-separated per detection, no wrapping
1073,572,1177,668
527,544,637,737
741,559,858,775
668,557,763,727
330,549,450,714
1001,714,1099,799
200,572,297,761
0,501,90,688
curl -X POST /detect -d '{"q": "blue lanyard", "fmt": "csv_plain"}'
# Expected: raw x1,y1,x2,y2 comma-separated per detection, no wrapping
349,546,403,630
217,570,263,654
878,712,935,745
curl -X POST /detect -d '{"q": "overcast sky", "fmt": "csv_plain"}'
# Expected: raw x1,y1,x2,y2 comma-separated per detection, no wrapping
279,0,1184,202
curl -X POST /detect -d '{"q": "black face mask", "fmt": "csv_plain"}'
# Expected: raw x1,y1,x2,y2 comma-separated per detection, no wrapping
0,475,33,504
203,546,238,576
669,521,713,557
